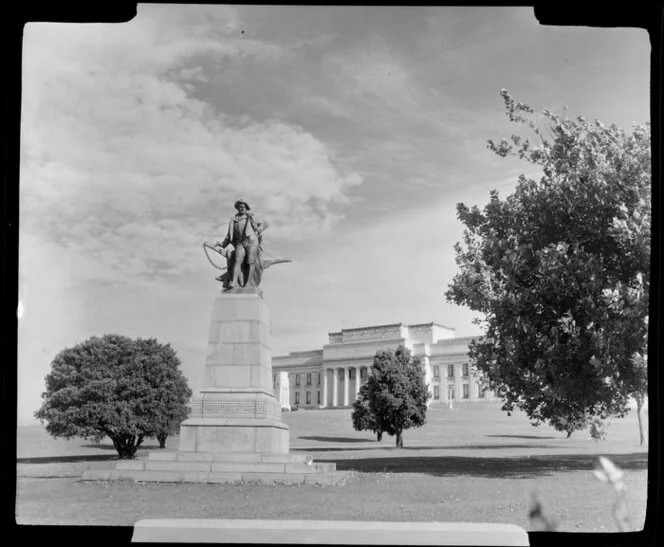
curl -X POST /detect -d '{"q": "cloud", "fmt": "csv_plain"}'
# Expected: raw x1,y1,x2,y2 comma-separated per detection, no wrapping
20,8,363,291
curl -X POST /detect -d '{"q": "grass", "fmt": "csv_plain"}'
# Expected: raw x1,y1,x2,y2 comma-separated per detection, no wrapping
16,402,648,532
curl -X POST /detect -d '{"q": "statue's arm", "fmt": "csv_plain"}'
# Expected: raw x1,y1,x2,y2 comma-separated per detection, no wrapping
257,218,269,234
218,217,233,247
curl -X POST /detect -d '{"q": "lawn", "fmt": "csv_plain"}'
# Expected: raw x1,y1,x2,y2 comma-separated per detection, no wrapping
16,402,648,532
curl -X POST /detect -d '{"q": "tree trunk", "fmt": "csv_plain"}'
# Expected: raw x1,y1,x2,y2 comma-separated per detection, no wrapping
376,431,382,442
635,394,647,446
110,434,140,459
157,432,167,449
395,430,403,448
565,430,573,438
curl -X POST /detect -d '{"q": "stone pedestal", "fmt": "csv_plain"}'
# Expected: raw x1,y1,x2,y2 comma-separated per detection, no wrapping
82,291,345,485
178,293,290,454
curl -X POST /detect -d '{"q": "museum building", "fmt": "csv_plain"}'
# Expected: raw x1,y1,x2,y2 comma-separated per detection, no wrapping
272,322,496,409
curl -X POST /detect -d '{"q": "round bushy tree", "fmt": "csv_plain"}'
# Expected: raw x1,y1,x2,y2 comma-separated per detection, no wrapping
365,346,430,448
35,334,192,459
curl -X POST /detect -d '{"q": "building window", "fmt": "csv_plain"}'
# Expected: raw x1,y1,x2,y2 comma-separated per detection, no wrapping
463,384,470,399
434,385,440,399
360,368,367,379
317,391,321,405
463,363,469,377
306,392,311,404
306,373,312,386
447,365,454,378
295,374,300,386
433,365,440,379
349,368,356,380
295,392,300,405
448,386,455,400
317,373,321,385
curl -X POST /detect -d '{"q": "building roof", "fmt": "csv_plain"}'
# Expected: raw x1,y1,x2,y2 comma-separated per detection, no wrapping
327,321,455,336
327,322,402,335
280,349,324,356
408,321,456,331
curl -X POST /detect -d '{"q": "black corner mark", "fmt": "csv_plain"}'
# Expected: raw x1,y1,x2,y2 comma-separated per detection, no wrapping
534,3,662,30
16,3,137,24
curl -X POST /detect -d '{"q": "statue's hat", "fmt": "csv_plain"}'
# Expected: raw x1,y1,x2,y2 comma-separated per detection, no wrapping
234,199,250,211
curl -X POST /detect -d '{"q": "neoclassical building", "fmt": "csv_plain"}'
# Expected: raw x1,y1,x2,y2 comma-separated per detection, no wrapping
272,322,496,409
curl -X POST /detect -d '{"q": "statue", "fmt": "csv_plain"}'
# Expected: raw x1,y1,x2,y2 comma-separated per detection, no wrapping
274,371,291,411
203,199,291,292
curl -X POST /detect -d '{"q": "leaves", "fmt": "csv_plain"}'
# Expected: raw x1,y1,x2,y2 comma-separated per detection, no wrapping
446,91,650,439
351,383,381,435
358,346,431,448
35,334,192,458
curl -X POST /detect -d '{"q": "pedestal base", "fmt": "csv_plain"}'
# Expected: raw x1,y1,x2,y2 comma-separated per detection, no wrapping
182,387,290,453
81,450,347,485
179,417,289,454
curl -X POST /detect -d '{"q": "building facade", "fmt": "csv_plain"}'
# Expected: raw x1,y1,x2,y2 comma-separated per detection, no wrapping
272,322,496,409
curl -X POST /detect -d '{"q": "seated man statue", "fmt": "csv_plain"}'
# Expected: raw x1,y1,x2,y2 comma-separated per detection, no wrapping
217,199,269,290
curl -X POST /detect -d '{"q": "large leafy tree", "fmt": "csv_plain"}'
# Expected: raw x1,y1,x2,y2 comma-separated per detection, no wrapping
446,90,650,443
364,346,430,448
35,334,192,458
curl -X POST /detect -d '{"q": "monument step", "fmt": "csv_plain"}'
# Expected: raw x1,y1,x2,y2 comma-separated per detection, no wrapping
137,460,335,474
147,451,314,464
81,469,352,486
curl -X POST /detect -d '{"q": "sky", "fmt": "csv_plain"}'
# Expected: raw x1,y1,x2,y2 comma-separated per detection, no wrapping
17,5,649,424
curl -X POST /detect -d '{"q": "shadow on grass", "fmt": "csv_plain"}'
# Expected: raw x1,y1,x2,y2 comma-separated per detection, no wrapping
80,443,164,451
313,452,648,478
293,443,557,452
298,436,374,443
17,454,120,464
293,446,397,453
487,435,557,440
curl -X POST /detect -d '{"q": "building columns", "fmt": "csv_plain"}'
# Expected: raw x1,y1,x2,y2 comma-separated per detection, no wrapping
322,368,328,408
317,365,373,408
467,365,476,401
342,367,349,407
332,367,338,407
423,356,433,404
286,360,482,409
455,363,462,404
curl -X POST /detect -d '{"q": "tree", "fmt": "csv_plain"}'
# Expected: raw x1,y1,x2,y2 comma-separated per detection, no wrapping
544,407,589,439
351,383,383,441
364,346,430,448
156,431,169,449
35,334,192,458
129,337,191,450
445,90,650,443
